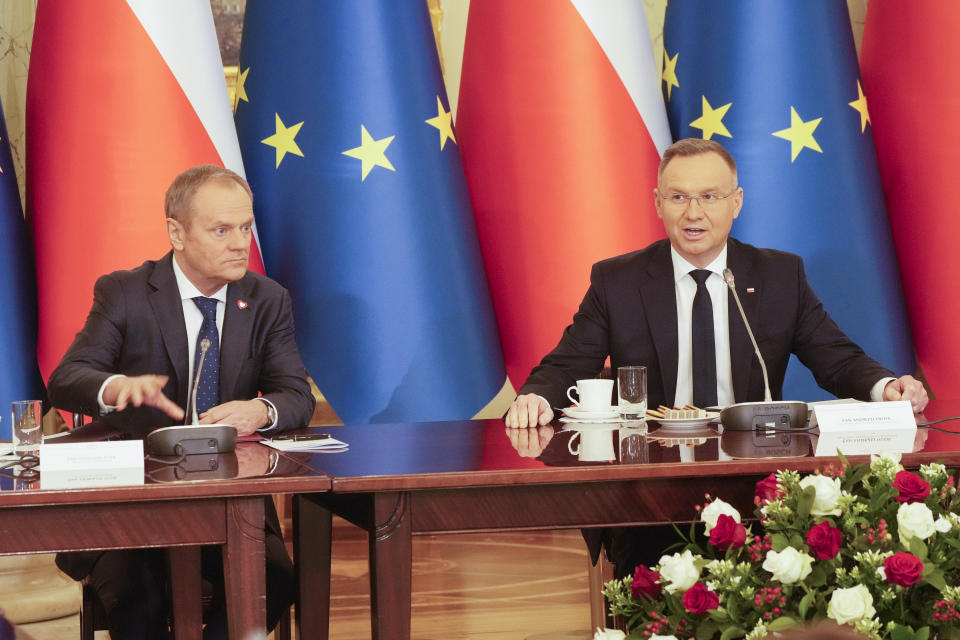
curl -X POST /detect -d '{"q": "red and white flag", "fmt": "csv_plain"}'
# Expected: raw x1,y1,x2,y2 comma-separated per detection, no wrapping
27,0,264,380
453,0,672,387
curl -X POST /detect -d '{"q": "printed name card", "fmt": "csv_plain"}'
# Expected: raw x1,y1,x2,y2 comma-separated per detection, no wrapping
813,400,916,457
39,440,145,489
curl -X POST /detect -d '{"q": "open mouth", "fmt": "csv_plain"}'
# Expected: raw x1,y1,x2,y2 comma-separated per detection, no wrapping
683,227,707,240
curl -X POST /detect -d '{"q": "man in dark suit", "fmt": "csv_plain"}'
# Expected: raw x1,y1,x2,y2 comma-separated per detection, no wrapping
504,138,927,575
49,165,316,640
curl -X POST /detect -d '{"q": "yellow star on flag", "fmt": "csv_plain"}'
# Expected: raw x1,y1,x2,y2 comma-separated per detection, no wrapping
425,96,456,150
261,113,304,169
689,96,732,140
848,80,870,133
342,125,395,181
772,106,823,162
662,49,679,100
233,67,250,111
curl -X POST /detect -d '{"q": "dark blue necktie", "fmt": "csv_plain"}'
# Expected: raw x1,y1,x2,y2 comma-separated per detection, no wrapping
192,297,220,415
691,269,718,408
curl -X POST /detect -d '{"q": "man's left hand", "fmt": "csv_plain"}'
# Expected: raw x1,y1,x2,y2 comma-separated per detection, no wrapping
199,400,270,436
883,375,929,413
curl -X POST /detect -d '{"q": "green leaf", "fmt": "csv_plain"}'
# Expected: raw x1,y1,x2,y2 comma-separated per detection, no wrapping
891,624,916,640
708,608,730,623
797,485,816,521
808,563,828,588
770,533,789,552
922,567,947,591
695,619,719,640
837,451,851,467
766,616,798,632
908,537,929,562
799,592,815,619
917,626,931,640
719,625,746,640
845,464,871,490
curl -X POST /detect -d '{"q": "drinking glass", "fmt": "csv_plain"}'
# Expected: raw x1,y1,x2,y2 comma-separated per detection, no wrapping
617,366,647,420
12,400,42,453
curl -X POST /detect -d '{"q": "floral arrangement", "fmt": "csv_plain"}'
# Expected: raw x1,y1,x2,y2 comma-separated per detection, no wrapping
600,453,960,640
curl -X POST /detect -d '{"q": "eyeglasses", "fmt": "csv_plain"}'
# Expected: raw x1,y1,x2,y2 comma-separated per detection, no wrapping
659,190,738,210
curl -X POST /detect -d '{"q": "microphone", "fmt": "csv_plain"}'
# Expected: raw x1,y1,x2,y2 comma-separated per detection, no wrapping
719,268,807,431
188,338,211,425
723,268,771,402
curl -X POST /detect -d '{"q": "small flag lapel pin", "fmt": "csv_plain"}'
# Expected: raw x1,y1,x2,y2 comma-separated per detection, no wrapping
237,299,248,309
746,287,755,293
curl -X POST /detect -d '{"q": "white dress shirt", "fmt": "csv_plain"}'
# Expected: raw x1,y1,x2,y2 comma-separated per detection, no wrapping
97,255,278,427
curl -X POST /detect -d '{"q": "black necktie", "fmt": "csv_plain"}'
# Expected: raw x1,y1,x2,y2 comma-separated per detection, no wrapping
691,270,717,408
192,297,220,414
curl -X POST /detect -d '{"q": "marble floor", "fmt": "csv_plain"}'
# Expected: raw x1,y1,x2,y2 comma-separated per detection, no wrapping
17,519,595,640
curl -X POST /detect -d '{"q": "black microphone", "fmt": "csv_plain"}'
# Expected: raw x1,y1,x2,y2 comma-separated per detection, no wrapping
188,338,211,425
719,268,807,431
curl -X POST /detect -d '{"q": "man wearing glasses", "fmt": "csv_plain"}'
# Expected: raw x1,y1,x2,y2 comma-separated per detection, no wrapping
504,138,927,575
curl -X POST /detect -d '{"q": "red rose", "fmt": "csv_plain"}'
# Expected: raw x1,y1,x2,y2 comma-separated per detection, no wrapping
893,470,931,504
682,582,720,614
709,514,747,550
631,564,662,599
883,551,924,586
755,473,783,503
805,521,842,560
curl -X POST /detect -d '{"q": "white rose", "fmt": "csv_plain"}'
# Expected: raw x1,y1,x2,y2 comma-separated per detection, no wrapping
700,498,741,534
827,584,876,625
799,475,842,516
898,502,935,542
658,550,701,594
593,629,626,640
762,547,814,584
871,451,902,466
935,516,953,534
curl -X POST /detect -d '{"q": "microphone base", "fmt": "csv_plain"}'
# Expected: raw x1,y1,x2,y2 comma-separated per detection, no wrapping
720,401,808,431
145,425,238,456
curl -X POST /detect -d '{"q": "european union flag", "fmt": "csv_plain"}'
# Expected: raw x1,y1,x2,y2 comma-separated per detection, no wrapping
235,1,509,423
664,1,914,400
0,99,44,436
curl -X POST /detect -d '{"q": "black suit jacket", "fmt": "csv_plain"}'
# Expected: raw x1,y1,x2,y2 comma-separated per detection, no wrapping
520,238,893,409
49,252,315,437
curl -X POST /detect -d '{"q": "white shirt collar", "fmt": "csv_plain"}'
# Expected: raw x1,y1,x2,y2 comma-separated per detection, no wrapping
670,244,728,284
171,254,228,303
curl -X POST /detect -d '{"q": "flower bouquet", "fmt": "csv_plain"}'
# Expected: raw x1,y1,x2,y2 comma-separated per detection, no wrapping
601,453,960,639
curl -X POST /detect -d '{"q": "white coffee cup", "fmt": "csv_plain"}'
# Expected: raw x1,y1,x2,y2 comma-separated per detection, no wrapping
566,379,614,411
567,426,617,461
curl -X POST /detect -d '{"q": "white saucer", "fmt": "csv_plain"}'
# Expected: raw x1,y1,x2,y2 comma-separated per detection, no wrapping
562,406,620,420
647,412,721,429
559,420,621,430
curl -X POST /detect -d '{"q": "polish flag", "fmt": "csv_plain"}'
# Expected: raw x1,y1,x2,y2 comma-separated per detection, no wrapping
27,0,264,380
453,0,672,387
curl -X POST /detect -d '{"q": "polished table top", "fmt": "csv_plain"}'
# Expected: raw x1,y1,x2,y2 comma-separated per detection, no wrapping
285,400,960,492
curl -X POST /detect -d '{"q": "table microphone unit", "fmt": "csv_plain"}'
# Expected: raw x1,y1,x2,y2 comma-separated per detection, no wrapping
719,268,807,431
146,338,237,456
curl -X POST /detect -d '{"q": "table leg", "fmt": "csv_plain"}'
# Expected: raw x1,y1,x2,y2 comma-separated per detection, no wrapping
369,491,411,640
167,546,202,640
293,494,332,640
223,496,266,640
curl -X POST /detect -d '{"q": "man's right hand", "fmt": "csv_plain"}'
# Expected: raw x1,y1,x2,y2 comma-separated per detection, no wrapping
103,375,185,421
504,394,554,428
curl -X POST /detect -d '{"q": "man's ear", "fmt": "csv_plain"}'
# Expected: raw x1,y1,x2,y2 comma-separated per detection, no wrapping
167,218,184,250
653,188,663,220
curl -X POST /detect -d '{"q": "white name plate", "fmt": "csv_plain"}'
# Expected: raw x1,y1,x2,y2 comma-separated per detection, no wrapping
814,400,916,457
39,440,145,489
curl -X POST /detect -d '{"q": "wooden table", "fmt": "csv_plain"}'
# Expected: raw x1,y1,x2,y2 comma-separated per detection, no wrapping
290,404,960,640
0,441,330,640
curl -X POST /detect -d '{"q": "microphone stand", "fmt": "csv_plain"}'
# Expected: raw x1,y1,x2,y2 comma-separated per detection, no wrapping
187,338,210,425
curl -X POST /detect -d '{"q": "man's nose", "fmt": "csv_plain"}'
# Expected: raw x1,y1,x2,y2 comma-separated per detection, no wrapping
684,198,707,218
228,229,249,249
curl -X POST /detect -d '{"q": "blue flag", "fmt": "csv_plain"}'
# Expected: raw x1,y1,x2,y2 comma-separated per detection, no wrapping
0,99,44,436
663,1,914,400
235,1,508,423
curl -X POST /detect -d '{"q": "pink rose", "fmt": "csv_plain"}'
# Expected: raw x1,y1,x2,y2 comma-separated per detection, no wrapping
709,514,747,550
883,551,924,586
682,582,720,614
755,473,783,503
631,564,663,599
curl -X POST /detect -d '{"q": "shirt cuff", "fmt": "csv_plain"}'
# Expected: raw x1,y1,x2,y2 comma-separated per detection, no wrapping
97,374,126,414
255,397,279,432
870,377,896,402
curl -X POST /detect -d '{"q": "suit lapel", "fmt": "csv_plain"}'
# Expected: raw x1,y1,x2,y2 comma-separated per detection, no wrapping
221,276,253,400
726,240,760,402
148,254,189,405
637,242,679,406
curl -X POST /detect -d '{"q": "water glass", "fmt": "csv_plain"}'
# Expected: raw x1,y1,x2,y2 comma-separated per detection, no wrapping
617,366,647,420
12,400,42,453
